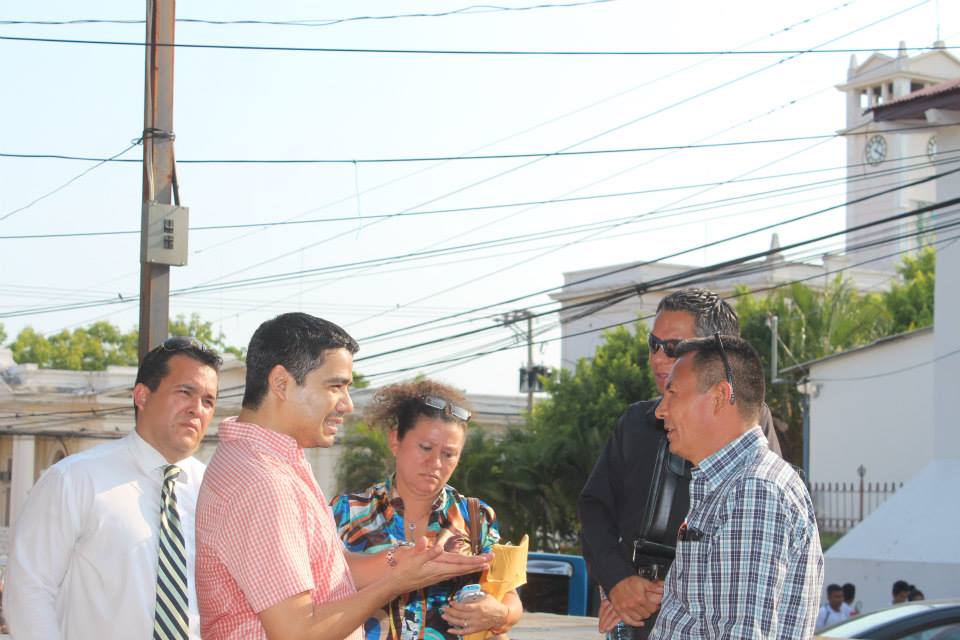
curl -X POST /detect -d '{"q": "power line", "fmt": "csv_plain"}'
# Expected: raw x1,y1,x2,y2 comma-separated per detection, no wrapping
1,156,954,323
807,346,960,381
342,0,937,328
360,226,960,379
351,196,960,364
176,0,857,271
2,123,950,166
173,2,925,296
4,147,956,241
0,1,616,28
2,34,954,56
0,140,139,223
354,148,960,343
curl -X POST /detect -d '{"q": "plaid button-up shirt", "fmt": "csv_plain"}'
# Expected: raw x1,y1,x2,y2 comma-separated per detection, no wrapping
650,427,823,639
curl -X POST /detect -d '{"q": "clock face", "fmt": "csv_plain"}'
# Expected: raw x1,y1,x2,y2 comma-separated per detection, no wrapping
865,134,887,165
927,135,937,162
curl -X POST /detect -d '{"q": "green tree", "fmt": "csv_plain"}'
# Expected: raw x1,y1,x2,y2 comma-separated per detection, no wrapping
883,247,935,333
352,373,370,389
737,277,893,464
333,322,655,550
335,422,393,494
169,313,245,359
9,315,244,370
10,322,139,370
0,322,7,345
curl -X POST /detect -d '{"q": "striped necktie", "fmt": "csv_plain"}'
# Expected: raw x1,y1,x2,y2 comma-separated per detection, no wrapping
154,464,189,640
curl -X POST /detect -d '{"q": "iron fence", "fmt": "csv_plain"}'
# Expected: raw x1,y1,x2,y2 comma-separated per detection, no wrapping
811,479,903,534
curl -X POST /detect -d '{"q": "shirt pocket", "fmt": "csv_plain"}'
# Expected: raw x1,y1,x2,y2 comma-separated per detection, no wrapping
675,524,715,616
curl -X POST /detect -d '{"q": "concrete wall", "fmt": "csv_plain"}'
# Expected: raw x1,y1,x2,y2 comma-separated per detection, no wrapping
808,330,934,486
930,109,960,458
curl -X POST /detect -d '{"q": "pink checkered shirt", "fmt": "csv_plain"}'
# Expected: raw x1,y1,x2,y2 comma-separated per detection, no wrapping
196,418,362,640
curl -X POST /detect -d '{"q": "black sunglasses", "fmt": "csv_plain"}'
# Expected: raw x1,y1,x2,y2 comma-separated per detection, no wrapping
422,395,471,422
648,333,682,359
713,332,736,405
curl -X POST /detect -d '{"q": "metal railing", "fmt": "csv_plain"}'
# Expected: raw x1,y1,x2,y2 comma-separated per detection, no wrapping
811,476,903,534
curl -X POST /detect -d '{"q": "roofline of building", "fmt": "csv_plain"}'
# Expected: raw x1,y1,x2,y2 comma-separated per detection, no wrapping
780,325,933,375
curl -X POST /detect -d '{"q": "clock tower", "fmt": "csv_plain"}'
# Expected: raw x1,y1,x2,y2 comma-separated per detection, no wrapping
837,41,960,271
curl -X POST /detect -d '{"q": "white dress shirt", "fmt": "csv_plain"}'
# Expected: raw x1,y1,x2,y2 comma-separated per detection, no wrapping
4,431,205,640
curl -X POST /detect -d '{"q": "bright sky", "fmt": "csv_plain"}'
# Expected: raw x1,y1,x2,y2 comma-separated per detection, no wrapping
1,0,958,395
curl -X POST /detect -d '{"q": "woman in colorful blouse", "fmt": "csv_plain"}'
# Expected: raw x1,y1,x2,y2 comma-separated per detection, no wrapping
332,379,523,640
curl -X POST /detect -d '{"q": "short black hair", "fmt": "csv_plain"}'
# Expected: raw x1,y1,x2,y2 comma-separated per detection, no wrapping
843,583,856,601
657,288,739,337
674,334,765,423
134,337,222,415
892,580,911,596
827,584,842,595
242,312,359,409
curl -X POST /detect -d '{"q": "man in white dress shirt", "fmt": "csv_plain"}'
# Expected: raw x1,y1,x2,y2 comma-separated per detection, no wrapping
3,337,221,640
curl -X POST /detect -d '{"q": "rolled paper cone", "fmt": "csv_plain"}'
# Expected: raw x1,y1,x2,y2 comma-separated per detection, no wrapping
464,535,529,640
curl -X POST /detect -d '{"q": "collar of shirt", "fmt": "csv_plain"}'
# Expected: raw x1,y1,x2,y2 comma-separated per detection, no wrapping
691,426,764,493
128,429,199,484
218,416,304,465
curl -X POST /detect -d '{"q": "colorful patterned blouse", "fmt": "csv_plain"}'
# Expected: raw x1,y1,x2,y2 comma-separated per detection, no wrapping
331,476,500,640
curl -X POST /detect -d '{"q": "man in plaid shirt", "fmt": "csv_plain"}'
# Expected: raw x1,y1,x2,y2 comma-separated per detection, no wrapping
649,335,823,639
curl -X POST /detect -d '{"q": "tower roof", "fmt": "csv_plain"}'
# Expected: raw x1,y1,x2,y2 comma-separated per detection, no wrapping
870,76,960,120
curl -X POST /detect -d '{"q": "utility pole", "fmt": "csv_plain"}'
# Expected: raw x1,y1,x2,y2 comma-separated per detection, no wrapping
525,311,534,414
768,314,779,383
138,0,176,361
500,310,536,414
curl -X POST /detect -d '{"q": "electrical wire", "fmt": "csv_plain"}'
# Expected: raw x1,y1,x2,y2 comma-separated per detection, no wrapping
360,225,960,379
0,1,617,28
154,2,928,297
1,34,954,56
4,145,957,241
806,346,960,381
3,214,953,407
175,0,858,265
351,145,960,343
3,162,955,322
2,123,950,166
0,140,139,223
350,196,960,364
341,0,940,328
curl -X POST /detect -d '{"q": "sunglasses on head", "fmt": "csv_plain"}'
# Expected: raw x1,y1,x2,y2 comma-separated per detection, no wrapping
421,395,471,422
648,333,682,358
156,336,213,353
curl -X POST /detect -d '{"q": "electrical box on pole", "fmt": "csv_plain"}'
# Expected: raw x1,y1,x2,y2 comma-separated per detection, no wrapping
143,202,189,266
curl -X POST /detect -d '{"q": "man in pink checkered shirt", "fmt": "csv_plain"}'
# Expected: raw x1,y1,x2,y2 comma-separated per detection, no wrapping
196,313,489,639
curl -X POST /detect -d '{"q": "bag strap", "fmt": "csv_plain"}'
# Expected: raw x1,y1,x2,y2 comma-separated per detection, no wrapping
467,497,482,555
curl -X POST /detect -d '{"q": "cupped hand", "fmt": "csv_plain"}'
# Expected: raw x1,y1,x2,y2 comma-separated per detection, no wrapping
608,576,663,627
441,593,508,636
395,537,491,591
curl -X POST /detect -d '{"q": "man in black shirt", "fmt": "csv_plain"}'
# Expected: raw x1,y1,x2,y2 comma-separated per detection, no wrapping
577,289,782,638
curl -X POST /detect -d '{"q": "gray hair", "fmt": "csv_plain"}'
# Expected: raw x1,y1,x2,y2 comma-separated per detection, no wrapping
656,288,739,337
